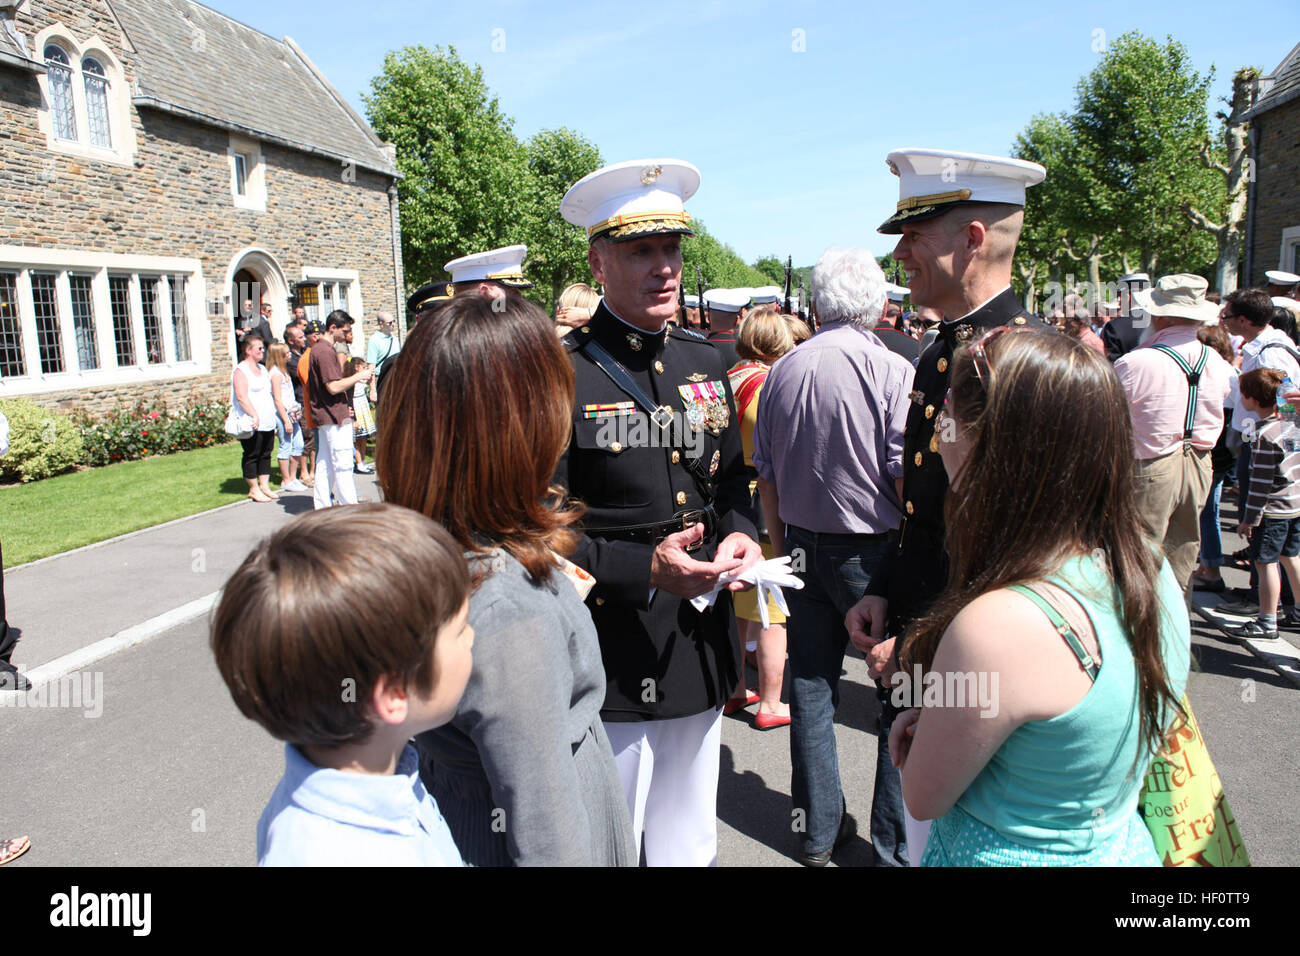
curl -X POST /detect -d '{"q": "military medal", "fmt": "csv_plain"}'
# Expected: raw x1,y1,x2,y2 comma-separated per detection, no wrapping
709,450,720,476
678,381,729,432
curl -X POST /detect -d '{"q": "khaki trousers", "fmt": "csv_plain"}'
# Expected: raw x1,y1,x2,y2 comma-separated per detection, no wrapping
1134,445,1212,589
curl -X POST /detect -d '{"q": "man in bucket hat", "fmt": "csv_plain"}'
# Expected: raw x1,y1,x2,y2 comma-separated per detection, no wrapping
1114,274,1234,590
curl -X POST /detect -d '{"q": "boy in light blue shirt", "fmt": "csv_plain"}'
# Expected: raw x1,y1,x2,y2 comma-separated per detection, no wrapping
212,503,474,866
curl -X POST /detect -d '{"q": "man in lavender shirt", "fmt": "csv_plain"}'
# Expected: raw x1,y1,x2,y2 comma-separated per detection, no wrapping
753,246,914,866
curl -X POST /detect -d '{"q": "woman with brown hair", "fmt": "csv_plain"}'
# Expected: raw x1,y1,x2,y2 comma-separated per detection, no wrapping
890,329,1190,866
377,289,635,866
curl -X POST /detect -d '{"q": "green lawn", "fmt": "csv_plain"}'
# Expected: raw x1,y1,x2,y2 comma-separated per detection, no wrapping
0,443,271,568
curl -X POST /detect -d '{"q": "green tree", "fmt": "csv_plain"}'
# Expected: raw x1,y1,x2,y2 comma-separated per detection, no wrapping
1070,33,1221,277
364,46,529,289
1013,112,1123,309
751,255,787,286
520,128,603,309
1185,67,1261,293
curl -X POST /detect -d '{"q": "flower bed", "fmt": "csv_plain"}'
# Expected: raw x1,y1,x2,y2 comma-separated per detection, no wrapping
0,395,234,482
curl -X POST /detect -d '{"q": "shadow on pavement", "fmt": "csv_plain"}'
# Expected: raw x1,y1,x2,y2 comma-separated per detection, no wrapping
1191,632,1295,690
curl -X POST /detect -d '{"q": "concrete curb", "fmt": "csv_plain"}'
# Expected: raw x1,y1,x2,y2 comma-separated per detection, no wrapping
0,591,220,697
1192,601,1300,689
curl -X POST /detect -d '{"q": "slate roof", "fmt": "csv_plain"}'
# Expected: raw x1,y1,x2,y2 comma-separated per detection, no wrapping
1244,40,1300,120
0,5,43,72
109,0,397,176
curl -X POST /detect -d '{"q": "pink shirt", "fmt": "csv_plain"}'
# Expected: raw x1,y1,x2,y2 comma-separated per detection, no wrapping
1114,326,1234,460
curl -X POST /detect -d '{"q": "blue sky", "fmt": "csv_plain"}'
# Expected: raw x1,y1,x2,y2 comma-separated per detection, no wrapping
207,0,1297,264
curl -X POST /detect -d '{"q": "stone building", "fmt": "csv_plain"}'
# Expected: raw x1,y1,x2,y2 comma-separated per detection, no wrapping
1245,41,1300,287
0,0,404,415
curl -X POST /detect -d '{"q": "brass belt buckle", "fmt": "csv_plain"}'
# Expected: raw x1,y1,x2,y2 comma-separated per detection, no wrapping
681,510,705,553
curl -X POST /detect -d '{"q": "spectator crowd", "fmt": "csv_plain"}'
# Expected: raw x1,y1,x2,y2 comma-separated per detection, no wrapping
199,151,1300,869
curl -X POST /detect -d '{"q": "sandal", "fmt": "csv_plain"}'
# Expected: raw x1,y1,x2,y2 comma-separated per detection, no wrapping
248,491,272,503
0,836,31,865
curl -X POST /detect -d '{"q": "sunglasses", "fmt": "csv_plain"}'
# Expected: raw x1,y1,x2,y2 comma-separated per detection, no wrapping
967,325,1037,389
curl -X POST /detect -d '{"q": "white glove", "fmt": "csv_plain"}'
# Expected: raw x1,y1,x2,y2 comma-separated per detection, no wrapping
689,554,805,628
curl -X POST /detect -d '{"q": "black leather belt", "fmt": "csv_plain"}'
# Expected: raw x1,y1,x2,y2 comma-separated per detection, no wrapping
593,507,718,552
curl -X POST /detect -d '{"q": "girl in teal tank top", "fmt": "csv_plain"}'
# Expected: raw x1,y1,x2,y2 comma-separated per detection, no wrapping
921,555,1190,866
890,330,1192,867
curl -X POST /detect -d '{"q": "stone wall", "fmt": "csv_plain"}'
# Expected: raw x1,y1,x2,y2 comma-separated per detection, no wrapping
1250,96,1300,287
1,0,400,418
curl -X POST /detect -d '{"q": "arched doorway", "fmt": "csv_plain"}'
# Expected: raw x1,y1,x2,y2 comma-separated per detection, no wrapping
224,248,290,358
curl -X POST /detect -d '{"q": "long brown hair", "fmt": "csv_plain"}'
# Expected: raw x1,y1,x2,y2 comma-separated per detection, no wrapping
376,290,583,581
900,331,1184,754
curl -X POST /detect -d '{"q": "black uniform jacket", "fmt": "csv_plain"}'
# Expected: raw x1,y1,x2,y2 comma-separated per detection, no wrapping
866,287,1053,634
556,303,758,721
1101,314,1144,362
706,330,740,373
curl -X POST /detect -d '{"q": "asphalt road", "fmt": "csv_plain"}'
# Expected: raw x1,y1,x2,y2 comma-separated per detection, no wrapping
2,613,1295,867
1,492,1297,867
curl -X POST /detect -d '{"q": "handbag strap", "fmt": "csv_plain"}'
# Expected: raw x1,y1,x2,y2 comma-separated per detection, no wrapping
1007,583,1100,681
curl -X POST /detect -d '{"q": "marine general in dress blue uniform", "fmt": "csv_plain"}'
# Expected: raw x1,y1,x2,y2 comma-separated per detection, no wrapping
555,159,762,866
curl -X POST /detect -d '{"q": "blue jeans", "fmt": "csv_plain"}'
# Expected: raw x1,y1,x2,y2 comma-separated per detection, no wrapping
784,525,907,865
1197,469,1227,568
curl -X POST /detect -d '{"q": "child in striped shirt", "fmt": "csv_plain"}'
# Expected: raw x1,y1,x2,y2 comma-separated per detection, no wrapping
1234,367,1300,640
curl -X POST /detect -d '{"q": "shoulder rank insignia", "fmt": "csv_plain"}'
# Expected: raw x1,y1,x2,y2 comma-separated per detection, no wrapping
678,381,730,432
687,373,708,382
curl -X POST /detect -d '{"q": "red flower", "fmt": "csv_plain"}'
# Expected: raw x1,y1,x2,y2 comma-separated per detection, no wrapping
141,431,148,437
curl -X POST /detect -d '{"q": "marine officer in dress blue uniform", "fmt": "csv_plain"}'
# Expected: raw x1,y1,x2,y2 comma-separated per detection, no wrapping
845,148,1051,864
557,159,762,866
702,288,750,372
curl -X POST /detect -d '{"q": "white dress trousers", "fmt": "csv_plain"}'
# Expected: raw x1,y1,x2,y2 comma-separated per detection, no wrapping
313,422,358,510
603,707,722,867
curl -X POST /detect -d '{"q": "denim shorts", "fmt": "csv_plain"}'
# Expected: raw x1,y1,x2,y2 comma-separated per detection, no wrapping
1249,515,1300,563
276,418,304,459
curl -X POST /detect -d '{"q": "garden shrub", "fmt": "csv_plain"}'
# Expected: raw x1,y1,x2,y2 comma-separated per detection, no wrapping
0,398,85,482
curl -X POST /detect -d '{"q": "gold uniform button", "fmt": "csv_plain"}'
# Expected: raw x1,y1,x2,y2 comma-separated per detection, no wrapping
914,452,922,467
929,433,939,453
595,597,605,606
924,405,935,419
675,491,687,506
654,360,665,374
609,442,623,453
937,358,948,373
1013,316,1027,325
905,500,914,515
671,450,681,463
